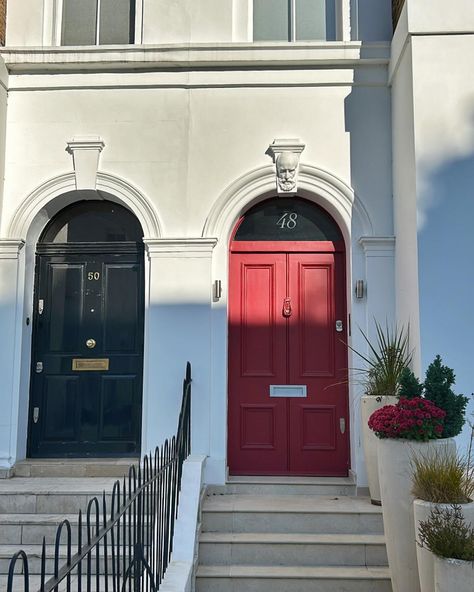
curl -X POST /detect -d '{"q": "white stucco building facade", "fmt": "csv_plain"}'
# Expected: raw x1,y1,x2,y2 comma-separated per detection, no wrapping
0,0,470,488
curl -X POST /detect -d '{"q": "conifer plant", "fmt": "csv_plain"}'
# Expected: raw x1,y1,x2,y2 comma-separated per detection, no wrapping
423,356,469,439
398,366,423,399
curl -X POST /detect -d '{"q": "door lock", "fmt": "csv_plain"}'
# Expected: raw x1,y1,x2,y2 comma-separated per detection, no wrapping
335,320,343,332
35,362,43,373
86,338,96,349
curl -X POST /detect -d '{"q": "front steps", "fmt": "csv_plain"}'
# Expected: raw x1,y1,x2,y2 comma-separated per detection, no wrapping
0,460,134,589
196,477,392,592
12,458,137,478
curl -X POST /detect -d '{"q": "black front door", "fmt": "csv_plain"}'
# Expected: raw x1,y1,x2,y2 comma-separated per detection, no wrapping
28,245,144,457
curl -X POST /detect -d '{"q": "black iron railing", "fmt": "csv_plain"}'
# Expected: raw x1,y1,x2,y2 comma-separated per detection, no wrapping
7,362,192,592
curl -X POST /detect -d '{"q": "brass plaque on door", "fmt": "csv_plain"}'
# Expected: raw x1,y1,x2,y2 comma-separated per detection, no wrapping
72,358,109,371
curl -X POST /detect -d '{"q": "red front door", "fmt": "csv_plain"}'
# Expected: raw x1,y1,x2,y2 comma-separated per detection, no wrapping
228,244,349,476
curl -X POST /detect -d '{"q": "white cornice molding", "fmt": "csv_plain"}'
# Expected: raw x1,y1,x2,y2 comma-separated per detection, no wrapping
359,236,396,254
0,42,391,74
144,238,218,258
0,239,25,258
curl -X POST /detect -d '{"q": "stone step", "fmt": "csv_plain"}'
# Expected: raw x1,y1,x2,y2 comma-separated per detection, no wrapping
13,459,138,479
0,543,130,575
0,573,119,592
199,532,388,566
207,476,356,496
195,565,392,592
0,477,120,514
202,494,384,534
0,514,151,545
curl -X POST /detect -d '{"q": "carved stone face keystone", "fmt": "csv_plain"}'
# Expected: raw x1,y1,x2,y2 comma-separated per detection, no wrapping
276,152,299,192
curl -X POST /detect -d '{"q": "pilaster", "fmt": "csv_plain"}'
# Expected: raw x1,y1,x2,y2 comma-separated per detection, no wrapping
141,238,217,458
358,236,396,339
0,240,25,469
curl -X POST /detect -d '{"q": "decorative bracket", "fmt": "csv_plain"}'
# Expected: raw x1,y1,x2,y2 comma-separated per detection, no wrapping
266,138,305,195
66,136,105,191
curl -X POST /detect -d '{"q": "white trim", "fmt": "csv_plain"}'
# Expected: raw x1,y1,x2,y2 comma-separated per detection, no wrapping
0,42,391,73
54,0,63,46
7,171,162,240
134,0,144,44
359,236,396,254
160,455,206,592
0,239,25,258
144,238,217,258
202,162,372,242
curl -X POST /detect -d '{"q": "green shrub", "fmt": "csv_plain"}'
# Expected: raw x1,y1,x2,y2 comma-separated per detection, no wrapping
424,355,469,438
411,448,474,503
419,505,474,561
398,367,423,399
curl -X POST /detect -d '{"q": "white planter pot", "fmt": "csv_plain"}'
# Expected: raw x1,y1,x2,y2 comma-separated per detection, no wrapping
360,395,398,504
414,497,472,592
377,438,454,592
434,556,474,592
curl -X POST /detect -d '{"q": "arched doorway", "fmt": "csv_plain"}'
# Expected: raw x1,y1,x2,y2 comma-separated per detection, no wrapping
28,200,145,457
228,197,349,476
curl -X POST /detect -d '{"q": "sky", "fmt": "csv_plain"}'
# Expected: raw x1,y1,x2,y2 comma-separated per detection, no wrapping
418,155,474,454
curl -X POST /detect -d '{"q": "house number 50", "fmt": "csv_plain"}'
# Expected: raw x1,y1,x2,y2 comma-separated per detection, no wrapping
87,271,100,281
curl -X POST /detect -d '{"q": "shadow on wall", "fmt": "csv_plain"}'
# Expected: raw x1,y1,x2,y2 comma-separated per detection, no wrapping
418,150,474,453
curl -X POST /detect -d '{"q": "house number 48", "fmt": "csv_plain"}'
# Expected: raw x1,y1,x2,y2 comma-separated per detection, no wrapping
276,212,298,229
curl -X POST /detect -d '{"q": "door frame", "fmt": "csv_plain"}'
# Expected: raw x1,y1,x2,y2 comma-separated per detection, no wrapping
27,240,145,458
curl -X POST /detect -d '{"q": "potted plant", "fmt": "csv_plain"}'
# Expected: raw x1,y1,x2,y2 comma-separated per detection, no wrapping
352,322,411,504
423,355,470,439
411,448,474,592
419,505,474,592
369,396,450,592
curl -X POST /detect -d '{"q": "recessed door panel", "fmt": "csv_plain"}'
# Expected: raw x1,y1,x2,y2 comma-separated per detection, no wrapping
41,375,79,441
290,258,335,377
47,264,84,352
241,263,280,377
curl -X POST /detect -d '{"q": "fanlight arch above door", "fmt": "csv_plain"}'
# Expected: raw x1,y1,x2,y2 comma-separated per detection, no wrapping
233,197,343,243
39,200,143,243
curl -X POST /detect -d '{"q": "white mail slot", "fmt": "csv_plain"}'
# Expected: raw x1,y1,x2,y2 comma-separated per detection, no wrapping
270,385,307,398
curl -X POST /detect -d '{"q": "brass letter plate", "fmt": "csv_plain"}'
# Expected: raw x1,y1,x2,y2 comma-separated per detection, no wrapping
72,358,109,371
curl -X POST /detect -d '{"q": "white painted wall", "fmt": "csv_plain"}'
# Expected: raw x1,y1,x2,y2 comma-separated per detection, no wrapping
391,0,474,451
0,1,398,487
390,13,421,373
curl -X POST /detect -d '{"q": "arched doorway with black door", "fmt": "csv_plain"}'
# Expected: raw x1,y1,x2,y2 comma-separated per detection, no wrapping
28,200,145,458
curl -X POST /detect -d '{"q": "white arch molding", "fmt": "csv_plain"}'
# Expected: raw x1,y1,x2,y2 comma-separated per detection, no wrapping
7,171,162,240
202,163,374,242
